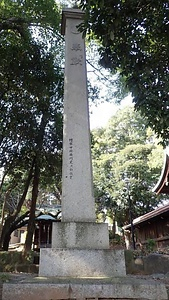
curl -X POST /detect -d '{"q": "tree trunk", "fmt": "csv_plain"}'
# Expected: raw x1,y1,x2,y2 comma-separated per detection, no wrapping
0,186,17,242
111,210,116,239
0,159,35,250
2,232,11,251
0,215,15,250
112,216,116,239
24,112,47,254
24,159,40,254
2,211,30,251
0,193,8,242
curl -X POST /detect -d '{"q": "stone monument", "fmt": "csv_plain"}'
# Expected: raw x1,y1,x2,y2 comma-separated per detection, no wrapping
39,8,126,278
2,7,168,300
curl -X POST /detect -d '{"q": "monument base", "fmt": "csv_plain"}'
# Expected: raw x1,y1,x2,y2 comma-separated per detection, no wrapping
52,221,109,249
2,275,168,300
39,248,126,277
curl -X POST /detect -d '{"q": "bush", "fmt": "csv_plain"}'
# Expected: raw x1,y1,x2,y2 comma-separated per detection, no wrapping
146,239,156,252
0,250,36,273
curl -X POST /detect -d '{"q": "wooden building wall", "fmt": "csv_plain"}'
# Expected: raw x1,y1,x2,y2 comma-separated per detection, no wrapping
135,217,169,248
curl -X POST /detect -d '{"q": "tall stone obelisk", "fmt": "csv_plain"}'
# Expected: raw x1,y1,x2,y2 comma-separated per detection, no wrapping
39,8,126,278
61,9,95,223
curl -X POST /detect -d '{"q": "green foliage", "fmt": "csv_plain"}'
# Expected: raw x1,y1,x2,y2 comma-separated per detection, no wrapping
23,250,34,263
0,273,10,282
91,106,166,227
78,0,169,145
146,239,156,252
0,251,35,273
0,251,24,266
0,1,63,184
86,40,129,103
109,233,125,248
0,0,64,250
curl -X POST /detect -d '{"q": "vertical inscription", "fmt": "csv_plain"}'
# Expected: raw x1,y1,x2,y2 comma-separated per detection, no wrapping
69,138,73,179
70,42,83,66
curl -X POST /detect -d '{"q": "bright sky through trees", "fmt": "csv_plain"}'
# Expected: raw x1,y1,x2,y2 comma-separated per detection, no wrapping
57,0,133,130
89,95,133,129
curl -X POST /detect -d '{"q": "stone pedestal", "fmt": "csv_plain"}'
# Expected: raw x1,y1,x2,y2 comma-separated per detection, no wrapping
39,249,126,277
52,222,109,249
2,276,168,300
39,8,126,278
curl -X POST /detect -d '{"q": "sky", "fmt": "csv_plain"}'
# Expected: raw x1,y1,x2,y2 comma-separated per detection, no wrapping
57,0,134,130
89,95,133,130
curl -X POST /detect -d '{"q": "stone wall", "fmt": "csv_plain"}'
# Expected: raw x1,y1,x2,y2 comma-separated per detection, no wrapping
125,250,169,275
1,250,169,276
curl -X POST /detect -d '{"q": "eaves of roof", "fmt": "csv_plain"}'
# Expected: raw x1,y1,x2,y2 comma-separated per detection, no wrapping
124,203,169,230
153,150,169,194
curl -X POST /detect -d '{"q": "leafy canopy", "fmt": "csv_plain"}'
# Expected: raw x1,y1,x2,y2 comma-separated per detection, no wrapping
91,106,165,226
0,0,64,216
0,0,65,250
78,0,169,145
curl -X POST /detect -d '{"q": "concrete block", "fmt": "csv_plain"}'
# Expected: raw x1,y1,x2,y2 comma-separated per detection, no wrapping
144,253,169,275
52,222,109,249
39,248,126,277
2,283,69,300
2,279,168,300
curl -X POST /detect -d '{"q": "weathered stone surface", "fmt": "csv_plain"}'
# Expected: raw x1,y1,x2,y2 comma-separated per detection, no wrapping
144,253,169,275
2,278,168,300
39,8,125,280
2,283,69,300
61,8,95,223
39,249,126,277
125,250,169,275
52,222,109,249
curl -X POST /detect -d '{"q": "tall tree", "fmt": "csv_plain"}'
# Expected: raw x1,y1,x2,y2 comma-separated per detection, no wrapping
78,0,169,145
91,107,166,228
0,0,105,251
0,0,64,251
